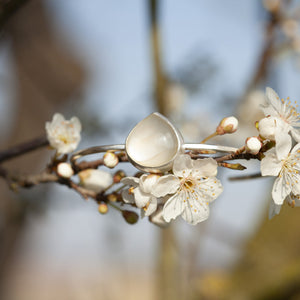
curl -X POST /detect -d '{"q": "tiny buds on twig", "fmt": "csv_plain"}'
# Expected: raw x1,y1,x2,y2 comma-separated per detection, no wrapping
78,169,113,193
113,170,126,183
219,162,246,170
103,152,119,168
216,116,238,135
107,193,118,202
122,210,139,224
98,202,108,214
57,162,74,178
245,137,262,155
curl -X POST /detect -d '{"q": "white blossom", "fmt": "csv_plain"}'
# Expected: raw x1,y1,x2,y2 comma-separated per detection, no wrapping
152,154,223,225
260,87,300,142
258,116,285,141
46,113,81,154
261,139,300,205
121,174,160,216
78,169,113,193
269,193,300,219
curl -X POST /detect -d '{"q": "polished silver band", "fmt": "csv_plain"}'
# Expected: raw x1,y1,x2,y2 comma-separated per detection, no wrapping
71,143,238,163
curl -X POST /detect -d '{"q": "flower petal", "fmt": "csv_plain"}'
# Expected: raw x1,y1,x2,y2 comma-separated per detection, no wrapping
291,175,300,195
70,116,82,132
199,177,223,202
121,177,139,187
163,194,185,222
272,175,292,205
261,152,282,176
121,189,135,204
258,116,285,141
268,199,281,219
172,154,193,177
181,200,209,225
139,174,160,194
134,188,151,208
291,142,300,154
52,113,65,124
192,158,218,178
275,132,291,160
291,128,300,142
152,174,180,197
144,196,157,216
265,87,283,114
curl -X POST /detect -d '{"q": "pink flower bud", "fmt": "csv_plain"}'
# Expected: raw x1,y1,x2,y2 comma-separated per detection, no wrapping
216,116,238,135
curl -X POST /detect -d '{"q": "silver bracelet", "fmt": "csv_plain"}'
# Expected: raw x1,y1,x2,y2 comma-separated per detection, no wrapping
71,113,238,173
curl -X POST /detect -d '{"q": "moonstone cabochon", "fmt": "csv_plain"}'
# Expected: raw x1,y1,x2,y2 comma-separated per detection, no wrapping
125,112,184,173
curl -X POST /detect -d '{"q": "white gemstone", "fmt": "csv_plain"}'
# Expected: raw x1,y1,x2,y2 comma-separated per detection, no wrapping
126,113,183,173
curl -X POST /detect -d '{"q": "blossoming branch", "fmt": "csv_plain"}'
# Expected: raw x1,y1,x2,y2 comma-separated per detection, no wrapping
0,87,299,226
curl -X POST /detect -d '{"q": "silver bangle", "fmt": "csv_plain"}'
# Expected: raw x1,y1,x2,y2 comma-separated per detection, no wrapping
71,113,238,173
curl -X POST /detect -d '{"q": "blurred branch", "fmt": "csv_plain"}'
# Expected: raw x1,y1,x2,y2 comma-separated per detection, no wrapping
0,165,97,199
0,135,48,163
148,1,181,300
149,0,168,115
229,172,262,181
247,4,281,91
0,0,29,29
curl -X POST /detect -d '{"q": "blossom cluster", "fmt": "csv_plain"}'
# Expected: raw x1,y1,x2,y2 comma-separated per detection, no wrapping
258,88,300,218
122,155,223,225
44,87,300,226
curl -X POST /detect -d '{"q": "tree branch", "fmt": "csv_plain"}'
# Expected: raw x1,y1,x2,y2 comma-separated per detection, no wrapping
0,0,29,29
0,135,48,163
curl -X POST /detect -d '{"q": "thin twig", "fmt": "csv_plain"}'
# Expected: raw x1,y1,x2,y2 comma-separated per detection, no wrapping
74,153,128,172
0,135,48,163
229,172,262,181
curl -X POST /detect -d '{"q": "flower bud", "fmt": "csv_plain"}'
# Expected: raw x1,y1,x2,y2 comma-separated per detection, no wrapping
245,136,262,155
216,116,238,135
103,152,119,168
107,193,118,202
113,170,126,183
98,203,108,214
78,169,113,193
258,117,277,140
57,162,74,178
122,210,139,224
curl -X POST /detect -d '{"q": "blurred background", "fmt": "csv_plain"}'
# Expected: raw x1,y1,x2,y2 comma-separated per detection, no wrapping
1,0,300,299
